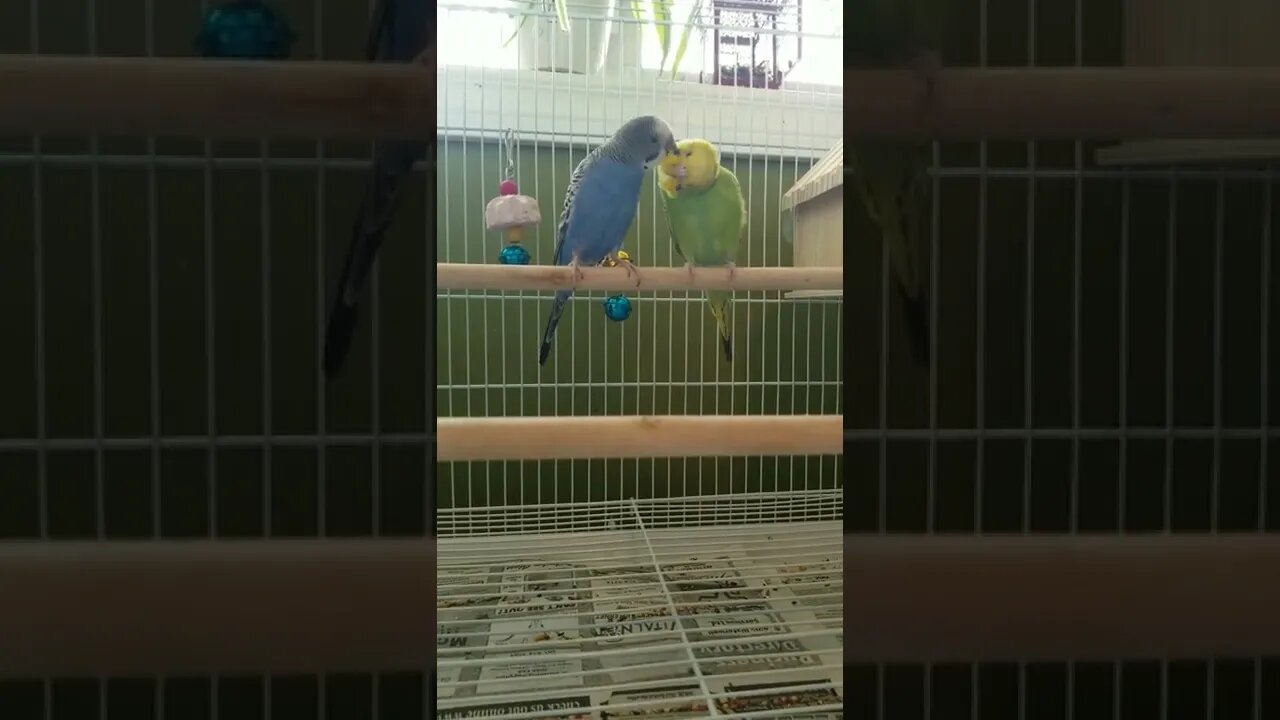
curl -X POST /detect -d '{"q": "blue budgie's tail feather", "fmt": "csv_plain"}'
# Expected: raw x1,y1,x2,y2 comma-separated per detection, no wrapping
538,290,573,366
323,165,404,379
323,300,360,379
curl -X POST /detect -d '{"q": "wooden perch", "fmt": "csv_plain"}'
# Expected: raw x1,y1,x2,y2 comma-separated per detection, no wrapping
4,534,1279,674
0,54,432,141
436,415,843,461
843,534,1280,661
2,57,1276,140
0,540,435,677
436,263,843,292
845,67,1280,139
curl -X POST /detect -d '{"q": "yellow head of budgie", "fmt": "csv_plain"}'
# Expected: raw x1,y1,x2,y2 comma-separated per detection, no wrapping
657,138,719,197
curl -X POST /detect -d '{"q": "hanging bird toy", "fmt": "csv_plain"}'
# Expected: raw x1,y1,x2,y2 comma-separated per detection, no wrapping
485,130,540,265
197,0,296,59
601,251,634,322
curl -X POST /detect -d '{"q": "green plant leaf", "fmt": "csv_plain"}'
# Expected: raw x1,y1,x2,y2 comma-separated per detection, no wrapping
651,0,672,71
504,0,570,46
502,11,532,47
553,0,571,32
666,0,704,79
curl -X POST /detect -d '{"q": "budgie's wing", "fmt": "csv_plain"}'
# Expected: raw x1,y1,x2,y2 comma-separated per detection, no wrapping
852,141,928,291
659,192,688,263
713,165,748,261
552,152,595,265
538,156,642,366
555,157,644,267
850,139,931,364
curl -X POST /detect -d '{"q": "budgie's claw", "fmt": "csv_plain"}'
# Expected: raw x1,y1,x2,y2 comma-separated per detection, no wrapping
618,258,642,288
568,257,585,288
725,261,738,285
908,48,943,105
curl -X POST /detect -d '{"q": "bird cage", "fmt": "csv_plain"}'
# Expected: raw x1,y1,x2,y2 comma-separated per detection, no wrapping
708,0,801,89
780,139,842,299
1096,0,1280,164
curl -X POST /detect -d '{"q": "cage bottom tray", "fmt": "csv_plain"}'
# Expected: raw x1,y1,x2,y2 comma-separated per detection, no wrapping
436,489,844,719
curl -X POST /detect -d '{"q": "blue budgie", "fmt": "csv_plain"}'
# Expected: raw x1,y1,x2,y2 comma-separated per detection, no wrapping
323,0,430,379
537,116,678,366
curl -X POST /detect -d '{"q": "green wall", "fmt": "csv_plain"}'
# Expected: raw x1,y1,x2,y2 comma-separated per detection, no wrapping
436,140,845,509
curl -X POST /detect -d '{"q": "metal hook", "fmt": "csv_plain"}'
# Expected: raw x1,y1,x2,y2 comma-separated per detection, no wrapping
502,128,517,181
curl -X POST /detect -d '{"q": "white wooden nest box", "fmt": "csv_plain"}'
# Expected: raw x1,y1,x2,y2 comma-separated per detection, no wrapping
780,139,842,300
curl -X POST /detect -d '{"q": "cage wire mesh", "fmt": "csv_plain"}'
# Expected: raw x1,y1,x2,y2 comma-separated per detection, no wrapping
436,0,843,715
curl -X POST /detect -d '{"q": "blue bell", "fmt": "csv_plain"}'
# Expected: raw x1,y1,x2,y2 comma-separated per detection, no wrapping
498,245,531,265
602,295,632,322
198,1,296,59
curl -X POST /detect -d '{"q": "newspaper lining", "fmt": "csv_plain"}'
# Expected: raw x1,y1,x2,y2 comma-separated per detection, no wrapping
437,534,841,718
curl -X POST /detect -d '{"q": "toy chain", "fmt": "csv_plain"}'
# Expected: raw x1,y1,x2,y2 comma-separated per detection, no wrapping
501,128,517,182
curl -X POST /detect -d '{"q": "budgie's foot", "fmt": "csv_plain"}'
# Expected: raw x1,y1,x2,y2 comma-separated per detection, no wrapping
617,258,642,288
907,47,943,104
725,261,738,286
684,262,695,283
567,257,585,288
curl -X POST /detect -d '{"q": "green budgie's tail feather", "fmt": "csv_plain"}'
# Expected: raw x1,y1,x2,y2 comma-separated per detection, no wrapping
885,215,930,366
539,290,573,366
708,290,732,362
896,281,930,365
853,147,930,367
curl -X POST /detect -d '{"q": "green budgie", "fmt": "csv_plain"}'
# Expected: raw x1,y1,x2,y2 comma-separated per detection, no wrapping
847,0,952,365
657,138,746,362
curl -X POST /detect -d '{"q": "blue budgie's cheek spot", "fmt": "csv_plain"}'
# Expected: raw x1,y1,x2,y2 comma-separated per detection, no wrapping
602,295,632,322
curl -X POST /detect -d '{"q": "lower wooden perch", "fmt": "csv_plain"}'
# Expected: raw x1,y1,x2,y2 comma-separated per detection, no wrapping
436,414,844,461
436,263,843,292
843,534,1280,661
2,535,1278,675
0,539,435,677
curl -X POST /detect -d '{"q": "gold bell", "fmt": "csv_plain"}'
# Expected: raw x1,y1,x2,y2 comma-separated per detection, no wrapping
603,249,631,268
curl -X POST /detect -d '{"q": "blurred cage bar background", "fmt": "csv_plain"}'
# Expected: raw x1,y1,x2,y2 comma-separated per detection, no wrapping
842,0,1280,717
0,0,435,717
